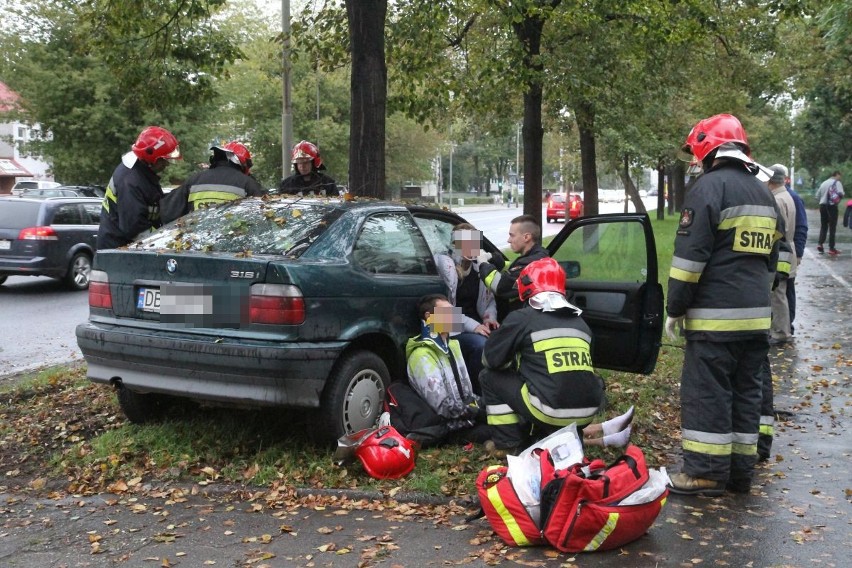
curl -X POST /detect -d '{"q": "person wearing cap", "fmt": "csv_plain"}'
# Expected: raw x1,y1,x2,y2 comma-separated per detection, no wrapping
479,257,604,453
97,126,182,249
160,141,266,223
278,140,337,196
767,164,796,345
665,114,782,497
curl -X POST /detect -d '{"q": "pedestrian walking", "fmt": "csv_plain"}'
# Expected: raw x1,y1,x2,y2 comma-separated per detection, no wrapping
665,113,781,496
815,171,844,255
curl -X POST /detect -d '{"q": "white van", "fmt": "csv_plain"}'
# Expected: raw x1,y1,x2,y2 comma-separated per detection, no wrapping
11,180,61,196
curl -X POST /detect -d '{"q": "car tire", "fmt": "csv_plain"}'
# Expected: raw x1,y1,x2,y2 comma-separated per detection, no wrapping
65,252,92,291
546,217,552,223
319,350,389,441
0,276,6,286
116,384,173,424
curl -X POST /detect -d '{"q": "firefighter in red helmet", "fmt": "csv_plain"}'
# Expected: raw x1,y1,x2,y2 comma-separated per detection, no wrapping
278,140,337,196
97,126,182,249
160,140,267,223
666,113,782,497
479,257,604,453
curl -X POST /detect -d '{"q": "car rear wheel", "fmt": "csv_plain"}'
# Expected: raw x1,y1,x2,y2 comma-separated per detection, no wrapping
65,252,92,291
0,276,6,286
116,384,174,423
319,350,389,441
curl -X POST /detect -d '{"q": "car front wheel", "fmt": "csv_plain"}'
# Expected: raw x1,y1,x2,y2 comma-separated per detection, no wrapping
65,252,92,291
320,350,389,441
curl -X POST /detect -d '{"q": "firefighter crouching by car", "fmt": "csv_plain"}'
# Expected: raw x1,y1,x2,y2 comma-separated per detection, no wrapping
665,113,783,497
479,257,604,453
97,126,181,249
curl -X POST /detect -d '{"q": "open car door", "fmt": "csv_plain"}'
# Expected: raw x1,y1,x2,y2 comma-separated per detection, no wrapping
547,213,663,374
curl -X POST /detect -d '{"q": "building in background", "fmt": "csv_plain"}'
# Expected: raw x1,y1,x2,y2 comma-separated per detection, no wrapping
0,81,54,194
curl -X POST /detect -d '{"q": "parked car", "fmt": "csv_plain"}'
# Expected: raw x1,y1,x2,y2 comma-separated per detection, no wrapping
10,180,61,196
75,197,663,441
0,196,102,289
546,193,584,223
19,185,106,199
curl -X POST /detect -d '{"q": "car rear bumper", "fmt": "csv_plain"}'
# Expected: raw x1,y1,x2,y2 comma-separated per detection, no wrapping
547,210,566,218
0,256,62,277
76,321,346,408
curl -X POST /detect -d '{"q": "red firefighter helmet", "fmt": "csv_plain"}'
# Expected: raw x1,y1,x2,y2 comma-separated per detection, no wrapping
132,126,181,164
679,114,749,163
291,140,322,169
517,257,566,302
217,141,253,173
355,426,416,479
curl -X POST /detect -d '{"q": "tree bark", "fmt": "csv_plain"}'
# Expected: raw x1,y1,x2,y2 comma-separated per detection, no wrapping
576,102,599,217
346,1,387,198
619,154,647,214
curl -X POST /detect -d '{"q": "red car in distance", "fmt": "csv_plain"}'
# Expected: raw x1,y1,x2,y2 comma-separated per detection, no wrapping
546,193,584,223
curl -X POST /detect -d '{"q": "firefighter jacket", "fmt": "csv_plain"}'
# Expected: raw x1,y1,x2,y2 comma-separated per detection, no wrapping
667,160,782,341
278,171,337,195
97,153,164,249
160,161,267,223
479,243,549,318
405,325,481,432
482,304,603,427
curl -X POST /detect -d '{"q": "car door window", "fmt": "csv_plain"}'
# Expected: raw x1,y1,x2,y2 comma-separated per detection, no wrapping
551,222,648,286
354,213,435,275
51,204,84,225
82,203,101,224
413,216,455,256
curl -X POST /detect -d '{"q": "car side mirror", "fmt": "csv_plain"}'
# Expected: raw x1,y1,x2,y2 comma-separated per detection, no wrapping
561,260,580,279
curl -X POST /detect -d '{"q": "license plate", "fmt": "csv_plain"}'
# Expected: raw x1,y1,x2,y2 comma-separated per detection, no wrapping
137,287,161,312
0,240,10,250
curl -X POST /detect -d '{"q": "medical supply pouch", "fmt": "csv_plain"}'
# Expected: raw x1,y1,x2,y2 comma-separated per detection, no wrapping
539,444,667,552
476,464,547,547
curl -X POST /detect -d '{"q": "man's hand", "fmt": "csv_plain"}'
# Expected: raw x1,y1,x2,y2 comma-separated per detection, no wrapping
473,250,492,265
665,315,685,341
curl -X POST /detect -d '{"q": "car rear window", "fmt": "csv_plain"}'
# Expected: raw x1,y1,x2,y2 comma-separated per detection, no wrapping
0,201,41,229
133,198,345,256
550,194,565,203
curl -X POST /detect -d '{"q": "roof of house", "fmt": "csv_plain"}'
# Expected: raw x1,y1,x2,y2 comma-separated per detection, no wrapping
0,81,22,113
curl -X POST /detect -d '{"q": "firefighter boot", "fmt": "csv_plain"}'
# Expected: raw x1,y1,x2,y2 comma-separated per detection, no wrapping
667,472,725,497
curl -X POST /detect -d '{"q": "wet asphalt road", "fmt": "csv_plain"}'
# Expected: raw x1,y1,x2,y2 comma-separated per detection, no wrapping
0,208,849,567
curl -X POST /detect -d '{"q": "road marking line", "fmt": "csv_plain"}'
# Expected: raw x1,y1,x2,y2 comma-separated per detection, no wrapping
803,248,851,290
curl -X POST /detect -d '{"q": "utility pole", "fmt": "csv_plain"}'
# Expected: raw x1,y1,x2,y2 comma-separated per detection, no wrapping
281,0,293,179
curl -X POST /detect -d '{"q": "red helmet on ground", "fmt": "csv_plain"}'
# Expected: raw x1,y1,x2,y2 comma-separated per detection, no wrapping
291,140,322,169
518,257,566,301
219,141,253,173
679,114,749,163
355,426,416,479
132,126,181,164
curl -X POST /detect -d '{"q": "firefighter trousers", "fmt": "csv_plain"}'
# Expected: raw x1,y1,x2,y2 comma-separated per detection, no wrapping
680,338,768,484
757,356,774,460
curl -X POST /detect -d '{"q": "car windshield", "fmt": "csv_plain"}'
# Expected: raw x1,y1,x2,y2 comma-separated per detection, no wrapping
132,198,345,257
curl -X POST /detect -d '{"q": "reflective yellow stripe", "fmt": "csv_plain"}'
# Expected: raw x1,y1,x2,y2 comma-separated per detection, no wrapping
718,215,777,230
188,190,241,205
683,439,731,456
777,260,791,274
583,512,619,551
103,185,117,213
486,484,531,546
759,424,774,436
487,413,521,426
533,336,588,352
685,317,771,332
732,442,757,456
521,384,595,427
669,266,702,283
483,270,497,289
533,336,593,374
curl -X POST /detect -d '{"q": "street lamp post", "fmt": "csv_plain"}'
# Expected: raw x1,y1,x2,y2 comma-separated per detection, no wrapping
449,142,455,211
281,0,292,177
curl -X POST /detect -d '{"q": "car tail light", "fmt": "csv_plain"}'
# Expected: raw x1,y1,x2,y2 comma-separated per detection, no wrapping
249,284,305,325
570,199,581,212
18,226,59,240
88,270,112,309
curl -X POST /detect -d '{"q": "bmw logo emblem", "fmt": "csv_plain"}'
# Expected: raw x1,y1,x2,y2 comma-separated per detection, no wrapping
166,259,177,273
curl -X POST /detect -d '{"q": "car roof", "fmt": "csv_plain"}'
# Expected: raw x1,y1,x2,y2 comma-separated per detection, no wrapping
0,196,101,205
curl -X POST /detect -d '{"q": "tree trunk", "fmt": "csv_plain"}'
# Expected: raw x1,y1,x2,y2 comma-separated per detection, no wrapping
671,160,686,211
619,154,647,214
346,1,387,198
656,160,665,221
576,103,599,217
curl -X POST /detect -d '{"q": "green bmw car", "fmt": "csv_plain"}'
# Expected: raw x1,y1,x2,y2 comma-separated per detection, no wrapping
76,196,663,441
